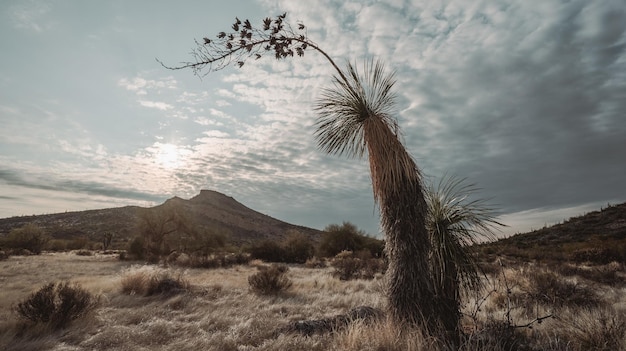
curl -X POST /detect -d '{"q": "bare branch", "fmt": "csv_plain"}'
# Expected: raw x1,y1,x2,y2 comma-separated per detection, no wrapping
159,13,350,85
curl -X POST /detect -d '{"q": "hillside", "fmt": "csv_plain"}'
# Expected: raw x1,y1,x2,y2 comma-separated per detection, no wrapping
0,190,323,245
478,202,626,262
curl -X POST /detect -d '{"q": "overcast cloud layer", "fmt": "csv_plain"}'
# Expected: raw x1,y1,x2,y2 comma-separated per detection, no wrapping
1,0,624,237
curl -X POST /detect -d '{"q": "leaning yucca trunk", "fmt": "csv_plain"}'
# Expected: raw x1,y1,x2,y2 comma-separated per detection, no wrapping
363,117,441,332
431,228,462,345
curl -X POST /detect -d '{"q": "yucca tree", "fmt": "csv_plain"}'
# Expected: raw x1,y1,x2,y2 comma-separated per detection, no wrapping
165,13,446,335
315,60,442,330
424,175,504,343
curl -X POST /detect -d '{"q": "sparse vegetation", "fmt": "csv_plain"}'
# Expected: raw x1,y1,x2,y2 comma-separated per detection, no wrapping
247,233,315,264
1,252,626,350
330,250,386,280
14,281,98,329
318,222,384,258
2,224,49,255
248,263,293,295
120,265,190,296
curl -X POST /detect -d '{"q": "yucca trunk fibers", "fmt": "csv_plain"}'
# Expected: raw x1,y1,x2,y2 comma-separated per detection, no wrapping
363,116,442,331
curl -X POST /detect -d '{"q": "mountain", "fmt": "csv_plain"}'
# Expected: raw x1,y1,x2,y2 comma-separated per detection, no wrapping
0,190,324,245
478,202,626,262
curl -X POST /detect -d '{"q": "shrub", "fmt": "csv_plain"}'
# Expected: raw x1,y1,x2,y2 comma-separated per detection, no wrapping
572,247,620,265
126,236,146,260
248,240,287,263
331,250,386,280
14,281,98,329
282,232,315,263
177,252,251,269
524,270,602,309
75,249,93,256
120,266,189,296
554,307,626,351
66,237,89,251
248,264,292,295
304,256,327,268
4,224,50,254
318,222,384,258
0,250,8,261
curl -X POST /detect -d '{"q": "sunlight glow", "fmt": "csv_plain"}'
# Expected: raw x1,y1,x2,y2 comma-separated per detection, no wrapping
153,143,183,169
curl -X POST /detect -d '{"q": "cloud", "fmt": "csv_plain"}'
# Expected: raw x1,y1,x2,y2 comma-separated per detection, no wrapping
138,100,174,110
8,1,52,32
118,76,178,93
0,168,164,203
211,0,626,233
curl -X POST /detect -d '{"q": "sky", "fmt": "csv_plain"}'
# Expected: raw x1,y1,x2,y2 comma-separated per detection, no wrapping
1,0,625,239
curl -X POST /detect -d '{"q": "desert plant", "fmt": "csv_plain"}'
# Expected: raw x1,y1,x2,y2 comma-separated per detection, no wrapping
248,239,287,262
318,222,383,258
248,264,293,295
179,252,251,269
102,231,113,250
136,203,192,259
247,234,314,264
553,307,626,351
75,249,93,256
3,224,49,254
331,250,386,280
14,281,98,329
282,232,315,264
120,266,190,296
524,269,602,309
166,13,450,337
126,236,146,260
424,175,503,341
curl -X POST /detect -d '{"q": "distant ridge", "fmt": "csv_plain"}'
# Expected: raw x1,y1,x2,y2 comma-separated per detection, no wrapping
0,190,324,245
496,202,626,246
479,202,626,261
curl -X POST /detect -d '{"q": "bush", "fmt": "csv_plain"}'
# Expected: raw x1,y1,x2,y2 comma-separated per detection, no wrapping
14,281,98,329
4,224,50,254
318,222,384,258
331,250,386,280
572,247,620,265
524,270,602,309
554,307,626,351
177,252,251,269
282,232,315,264
75,249,93,256
120,266,189,296
248,234,315,264
248,240,287,262
248,264,292,295
126,236,146,260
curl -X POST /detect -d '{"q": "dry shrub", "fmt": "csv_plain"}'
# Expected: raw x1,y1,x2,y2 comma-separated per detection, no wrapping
552,307,626,351
0,250,8,261
331,250,386,280
578,262,624,287
332,318,443,351
462,319,530,351
248,264,292,295
14,281,99,329
304,256,327,268
572,247,620,265
178,252,251,269
120,266,189,297
524,270,602,309
74,249,93,256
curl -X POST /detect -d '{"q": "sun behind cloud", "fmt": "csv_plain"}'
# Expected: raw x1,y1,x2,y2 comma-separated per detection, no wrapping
152,142,185,170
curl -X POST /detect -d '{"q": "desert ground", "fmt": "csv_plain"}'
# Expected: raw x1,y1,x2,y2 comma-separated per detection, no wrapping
1,251,625,351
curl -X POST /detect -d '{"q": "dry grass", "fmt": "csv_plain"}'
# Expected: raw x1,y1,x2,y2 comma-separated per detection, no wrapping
0,253,625,350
